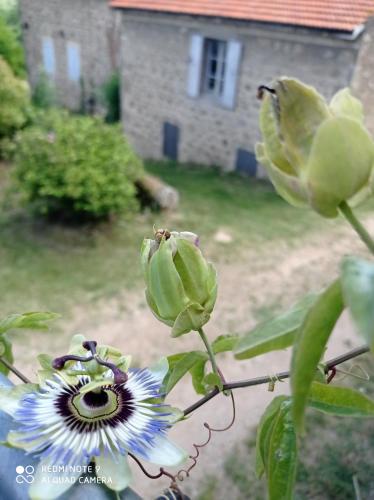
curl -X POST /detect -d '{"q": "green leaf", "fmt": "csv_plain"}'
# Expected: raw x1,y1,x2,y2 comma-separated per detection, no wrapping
309,382,374,417
190,359,207,395
256,396,297,499
291,279,344,433
0,334,14,376
37,353,53,370
165,351,208,394
0,312,59,336
341,257,374,351
203,372,223,391
267,399,297,500
212,334,239,354
235,294,318,359
256,396,288,478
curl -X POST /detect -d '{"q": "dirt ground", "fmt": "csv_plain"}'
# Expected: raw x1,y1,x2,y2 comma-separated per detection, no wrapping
12,215,374,499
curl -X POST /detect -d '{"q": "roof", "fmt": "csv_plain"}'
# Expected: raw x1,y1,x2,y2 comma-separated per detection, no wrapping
109,0,374,32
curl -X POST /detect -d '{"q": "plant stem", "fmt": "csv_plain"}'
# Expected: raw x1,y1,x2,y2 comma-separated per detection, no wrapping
0,356,31,383
197,327,219,378
339,201,374,255
183,345,369,416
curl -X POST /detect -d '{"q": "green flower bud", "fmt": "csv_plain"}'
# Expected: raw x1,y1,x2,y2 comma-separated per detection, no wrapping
141,229,217,337
256,78,374,217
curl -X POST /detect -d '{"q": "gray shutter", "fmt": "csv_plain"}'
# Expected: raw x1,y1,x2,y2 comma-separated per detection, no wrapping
222,40,242,109
187,33,203,98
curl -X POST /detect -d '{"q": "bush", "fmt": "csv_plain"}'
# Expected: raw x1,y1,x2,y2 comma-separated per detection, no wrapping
0,14,24,77
102,72,120,123
32,72,56,109
13,110,143,220
0,56,29,142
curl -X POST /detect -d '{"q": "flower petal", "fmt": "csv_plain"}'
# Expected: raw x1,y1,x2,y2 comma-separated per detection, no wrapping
148,357,169,385
29,456,88,500
0,384,38,417
140,434,188,467
95,452,132,492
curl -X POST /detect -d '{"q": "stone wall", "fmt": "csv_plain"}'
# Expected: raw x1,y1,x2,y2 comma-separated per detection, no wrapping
120,12,361,173
19,0,120,110
352,16,374,135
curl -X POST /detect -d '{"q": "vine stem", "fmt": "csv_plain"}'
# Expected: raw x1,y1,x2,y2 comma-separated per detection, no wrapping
0,356,31,383
197,327,219,378
183,345,369,416
339,201,374,255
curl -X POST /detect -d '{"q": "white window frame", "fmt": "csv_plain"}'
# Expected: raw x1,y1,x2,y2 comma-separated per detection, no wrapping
202,38,227,98
187,34,242,109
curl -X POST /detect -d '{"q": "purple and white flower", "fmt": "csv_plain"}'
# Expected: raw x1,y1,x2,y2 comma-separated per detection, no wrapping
0,357,186,499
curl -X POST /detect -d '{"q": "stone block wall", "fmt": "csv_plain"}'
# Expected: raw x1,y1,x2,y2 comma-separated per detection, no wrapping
352,16,374,135
19,0,120,110
120,12,361,173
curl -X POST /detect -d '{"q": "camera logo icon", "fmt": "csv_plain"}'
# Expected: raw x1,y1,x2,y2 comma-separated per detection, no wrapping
15,465,35,484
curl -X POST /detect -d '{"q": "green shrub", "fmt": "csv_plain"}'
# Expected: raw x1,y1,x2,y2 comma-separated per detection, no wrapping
102,72,120,123
0,56,29,142
32,72,56,109
13,110,143,220
0,14,24,77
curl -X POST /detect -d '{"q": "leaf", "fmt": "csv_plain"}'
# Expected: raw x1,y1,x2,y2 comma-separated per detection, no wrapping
341,256,374,351
37,353,53,370
256,396,297,500
190,359,207,395
212,334,239,354
0,312,59,336
309,382,374,417
267,399,297,500
291,279,344,434
234,294,318,359
165,351,208,394
203,372,223,391
256,396,288,478
0,335,13,376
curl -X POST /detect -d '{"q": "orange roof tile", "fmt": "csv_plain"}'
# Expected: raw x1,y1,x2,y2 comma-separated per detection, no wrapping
109,0,374,32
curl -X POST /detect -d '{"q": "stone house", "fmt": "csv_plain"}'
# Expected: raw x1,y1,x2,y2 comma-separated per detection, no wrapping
20,0,373,174
111,0,373,174
19,0,121,110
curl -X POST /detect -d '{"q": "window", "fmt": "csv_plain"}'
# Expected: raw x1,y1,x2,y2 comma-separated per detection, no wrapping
67,42,81,82
42,37,56,76
163,122,179,161
202,38,227,98
187,34,242,109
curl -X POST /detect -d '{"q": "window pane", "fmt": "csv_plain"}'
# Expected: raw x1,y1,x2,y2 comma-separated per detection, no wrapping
67,42,81,82
42,37,55,76
203,38,227,97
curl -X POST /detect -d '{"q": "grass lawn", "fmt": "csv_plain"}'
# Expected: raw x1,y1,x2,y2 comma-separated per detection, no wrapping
0,161,329,320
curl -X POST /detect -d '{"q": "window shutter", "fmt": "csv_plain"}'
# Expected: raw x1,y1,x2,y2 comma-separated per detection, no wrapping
187,34,203,98
67,42,81,82
222,40,242,109
42,37,56,76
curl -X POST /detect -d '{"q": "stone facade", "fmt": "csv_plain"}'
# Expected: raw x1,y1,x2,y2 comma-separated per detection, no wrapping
19,0,121,110
120,12,362,174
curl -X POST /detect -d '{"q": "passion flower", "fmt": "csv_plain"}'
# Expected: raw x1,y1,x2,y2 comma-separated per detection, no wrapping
0,341,186,500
